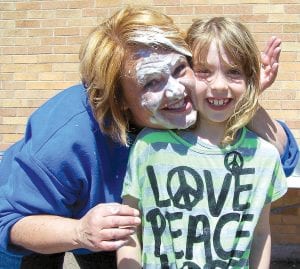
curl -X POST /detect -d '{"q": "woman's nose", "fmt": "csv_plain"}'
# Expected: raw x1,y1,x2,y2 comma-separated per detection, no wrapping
165,78,185,99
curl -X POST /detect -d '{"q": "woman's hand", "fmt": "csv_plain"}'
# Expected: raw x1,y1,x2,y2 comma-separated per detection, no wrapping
75,203,141,252
260,36,281,92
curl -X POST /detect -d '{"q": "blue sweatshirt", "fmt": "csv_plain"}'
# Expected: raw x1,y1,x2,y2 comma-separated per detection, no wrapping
0,84,298,257
0,84,130,255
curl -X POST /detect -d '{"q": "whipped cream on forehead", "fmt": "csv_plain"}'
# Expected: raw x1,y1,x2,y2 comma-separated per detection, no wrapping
131,27,192,58
136,52,185,87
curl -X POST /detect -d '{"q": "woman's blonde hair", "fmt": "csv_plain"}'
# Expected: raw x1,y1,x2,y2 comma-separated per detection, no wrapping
186,17,261,146
79,6,191,145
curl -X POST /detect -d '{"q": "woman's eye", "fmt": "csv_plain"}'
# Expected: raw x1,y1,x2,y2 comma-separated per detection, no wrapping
173,64,186,77
144,79,159,90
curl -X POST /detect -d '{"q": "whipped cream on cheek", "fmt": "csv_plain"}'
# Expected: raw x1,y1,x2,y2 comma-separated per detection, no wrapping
136,52,197,129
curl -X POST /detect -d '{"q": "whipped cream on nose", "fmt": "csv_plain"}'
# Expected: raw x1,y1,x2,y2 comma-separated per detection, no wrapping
165,77,185,100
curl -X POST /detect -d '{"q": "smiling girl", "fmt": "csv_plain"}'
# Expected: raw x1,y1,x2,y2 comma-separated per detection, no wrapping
118,17,287,269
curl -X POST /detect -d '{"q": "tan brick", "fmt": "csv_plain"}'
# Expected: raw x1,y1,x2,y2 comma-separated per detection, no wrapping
280,62,300,73
14,73,39,81
27,10,56,19
3,134,24,143
16,20,41,28
82,8,109,18
0,108,17,117
240,0,269,2
270,14,300,23
284,4,300,13
26,64,52,73
28,46,53,54
12,55,38,64
281,100,300,109
55,9,82,18
0,2,15,11
0,125,19,133
2,47,28,55
165,6,193,15
95,0,122,7
253,4,284,13
0,55,13,63
1,64,27,73
38,54,66,63
28,29,54,37
41,19,67,28
55,27,80,36
39,72,65,81
181,0,208,4
283,24,300,33
41,37,66,46
2,28,28,38
223,5,253,14
53,45,80,54
15,37,40,46
0,20,15,29
153,0,180,5
68,1,94,9
2,11,26,20
122,0,152,5
271,0,300,3
194,5,224,15
14,90,56,99
16,2,41,10
52,63,78,72
2,117,27,125
64,73,80,82
67,36,83,45
40,1,68,10
64,54,79,63
0,38,15,46
238,14,269,23
280,52,298,62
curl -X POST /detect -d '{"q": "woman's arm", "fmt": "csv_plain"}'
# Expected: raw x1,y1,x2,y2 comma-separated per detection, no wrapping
249,36,299,176
249,204,271,269
249,107,287,156
117,196,142,269
10,203,140,254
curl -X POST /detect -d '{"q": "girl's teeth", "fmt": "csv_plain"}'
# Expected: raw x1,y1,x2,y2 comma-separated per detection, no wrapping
208,99,228,106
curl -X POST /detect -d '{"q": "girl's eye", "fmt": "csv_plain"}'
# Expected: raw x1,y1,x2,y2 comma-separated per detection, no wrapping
194,68,211,79
228,68,243,78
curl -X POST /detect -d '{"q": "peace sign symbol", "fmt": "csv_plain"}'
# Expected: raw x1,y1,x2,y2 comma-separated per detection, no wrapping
224,151,244,174
167,166,203,211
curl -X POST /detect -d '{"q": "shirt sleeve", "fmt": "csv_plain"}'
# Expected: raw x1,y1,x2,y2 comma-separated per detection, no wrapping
122,140,146,201
0,142,83,255
266,155,288,204
278,120,299,177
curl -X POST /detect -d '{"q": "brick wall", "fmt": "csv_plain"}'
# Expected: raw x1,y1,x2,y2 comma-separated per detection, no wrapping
0,0,299,258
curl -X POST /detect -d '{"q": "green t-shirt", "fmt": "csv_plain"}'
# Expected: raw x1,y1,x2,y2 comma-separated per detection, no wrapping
122,127,287,269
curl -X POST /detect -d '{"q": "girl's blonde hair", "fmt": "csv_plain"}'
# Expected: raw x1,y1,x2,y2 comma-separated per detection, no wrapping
186,17,261,146
79,7,191,145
